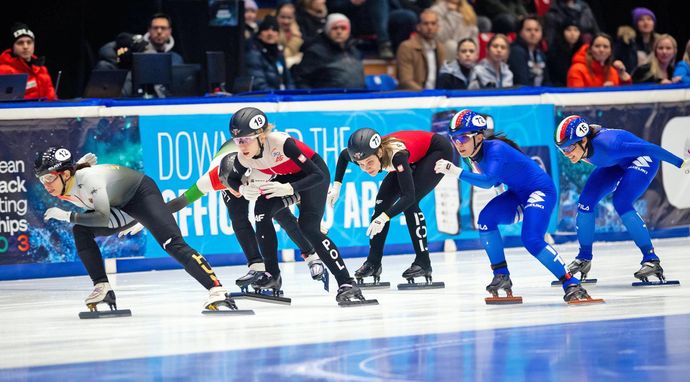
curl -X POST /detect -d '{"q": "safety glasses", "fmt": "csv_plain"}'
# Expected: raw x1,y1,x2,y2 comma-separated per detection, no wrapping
558,143,578,154
39,172,58,185
451,132,479,145
233,134,260,145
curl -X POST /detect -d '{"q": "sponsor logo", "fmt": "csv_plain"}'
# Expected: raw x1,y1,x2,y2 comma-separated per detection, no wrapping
478,224,488,231
254,214,265,222
577,203,590,212
632,156,652,168
526,190,546,209
271,149,284,163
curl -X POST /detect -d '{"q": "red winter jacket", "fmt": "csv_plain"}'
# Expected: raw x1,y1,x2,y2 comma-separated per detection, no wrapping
566,44,631,88
0,49,57,100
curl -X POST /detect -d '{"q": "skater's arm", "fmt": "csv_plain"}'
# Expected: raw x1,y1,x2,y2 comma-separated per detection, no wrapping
226,156,248,191
71,178,112,227
384,152,415,217
459,157,501,189
333,149,351,183
282,138,325,192
619,141,683,168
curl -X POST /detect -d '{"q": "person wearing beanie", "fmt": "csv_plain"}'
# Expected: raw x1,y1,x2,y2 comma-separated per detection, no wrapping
0,22,57,100
544,0,599,48
632,7,659,68
244,15,295,90
292,12,365,89
548,18,583,87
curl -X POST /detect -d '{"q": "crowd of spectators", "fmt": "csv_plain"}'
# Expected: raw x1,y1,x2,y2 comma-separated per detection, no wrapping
3,2,690,100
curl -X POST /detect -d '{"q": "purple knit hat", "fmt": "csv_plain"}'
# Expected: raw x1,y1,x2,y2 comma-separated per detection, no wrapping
632,7,656,25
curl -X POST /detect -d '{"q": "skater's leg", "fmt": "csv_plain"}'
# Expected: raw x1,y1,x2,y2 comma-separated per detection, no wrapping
576,167,623,260
403,204,430,268
367,173,399,266
613,160,660,262
477,191,523,275
72,224,120,285
253,197,289,278
123,176,220,290
273,203,315,255
223,191,263,266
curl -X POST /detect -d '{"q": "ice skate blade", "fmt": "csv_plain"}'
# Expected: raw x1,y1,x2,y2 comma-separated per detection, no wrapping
632,280,680,287
551,278,597,286
79,309,132,319
567,298,605,305
229,292,292,305
355,281,391,290
338,299,379,307
202,309,255,315
397,281,445,290
484,296,523,305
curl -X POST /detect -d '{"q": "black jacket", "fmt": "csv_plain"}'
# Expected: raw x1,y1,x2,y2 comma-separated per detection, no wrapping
292,34,365,89
245,38,294,91
508,36,549,86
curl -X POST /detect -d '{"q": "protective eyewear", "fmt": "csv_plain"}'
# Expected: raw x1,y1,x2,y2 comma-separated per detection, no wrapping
558,143,578,154
39,172,58,185
233,134,260,145
452,132,479,145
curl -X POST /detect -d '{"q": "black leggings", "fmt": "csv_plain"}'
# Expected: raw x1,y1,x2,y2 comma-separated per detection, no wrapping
73,176,219,289
222,190,315,266
368,134,454,268
254,155,353,286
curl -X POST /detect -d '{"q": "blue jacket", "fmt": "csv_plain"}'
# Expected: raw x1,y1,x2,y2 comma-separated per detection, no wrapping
673,61,690,84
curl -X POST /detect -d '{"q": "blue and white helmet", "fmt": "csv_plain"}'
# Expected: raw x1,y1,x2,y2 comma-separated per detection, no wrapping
555,115,590,148
448,109,489,137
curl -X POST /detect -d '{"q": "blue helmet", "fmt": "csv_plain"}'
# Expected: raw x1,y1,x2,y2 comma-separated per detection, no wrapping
448,109,489,137
555,115,590,148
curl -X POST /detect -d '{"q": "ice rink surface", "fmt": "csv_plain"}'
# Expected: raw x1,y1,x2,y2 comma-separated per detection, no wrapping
1,237,689,381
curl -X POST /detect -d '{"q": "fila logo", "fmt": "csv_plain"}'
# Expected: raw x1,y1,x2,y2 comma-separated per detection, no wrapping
578,203,590,212
477,224,488,231
632,156,652,168
527,191,546,204
254,214,265,222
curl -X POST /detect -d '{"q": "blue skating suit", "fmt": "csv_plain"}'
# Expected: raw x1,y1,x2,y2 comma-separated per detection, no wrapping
575,128,683,263
462,139,577,289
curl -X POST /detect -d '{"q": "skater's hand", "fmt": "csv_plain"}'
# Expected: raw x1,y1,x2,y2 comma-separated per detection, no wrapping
326,181,342,208
239,185,260,201
44,207,71,223
366,212,389,239
118,222,144,237
76,152,97,166
261,181,294,198
434,159,462,178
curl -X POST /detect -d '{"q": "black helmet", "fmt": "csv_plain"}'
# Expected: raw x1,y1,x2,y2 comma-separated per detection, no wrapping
229,107,268,138
34,146,74,177
347,128,382,162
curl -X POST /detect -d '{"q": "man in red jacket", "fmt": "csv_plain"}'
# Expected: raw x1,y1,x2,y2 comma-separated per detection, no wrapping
0,23,57,100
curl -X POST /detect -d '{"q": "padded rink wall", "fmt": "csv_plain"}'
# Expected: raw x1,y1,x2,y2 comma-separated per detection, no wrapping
0,85,689,280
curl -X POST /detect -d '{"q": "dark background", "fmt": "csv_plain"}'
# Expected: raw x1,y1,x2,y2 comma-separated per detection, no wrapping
0,0,687,99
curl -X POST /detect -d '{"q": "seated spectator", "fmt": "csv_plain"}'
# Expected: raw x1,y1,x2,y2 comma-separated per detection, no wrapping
673,39,690,84
246,16,295,90
567,33,631,88
547,19,583,87
508,16,548,86
468,33,513,89
632,34,679,84
0,23,57,100
613,25,637,75
143,13,183,64
276,2,304,68
474,0,527,35
396,9,444,90
244,0,259,40
436,38,478,89
292,13,365,89
544,0,598,48
430,0,478,60
631,7,659,69
296,0,327,45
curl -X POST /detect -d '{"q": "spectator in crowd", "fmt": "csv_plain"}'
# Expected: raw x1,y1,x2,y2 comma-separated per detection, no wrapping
94,32,152,97
246,16,295,90
292,13,365,89
430,0,478,60
508,15,548,86
327,0,400,59
392,0,433,50
632,7,659,69
473,0,527,35
673,39,690,84
544,0,598,48
567,33,631,88
296,0,328,45
436,38,478,89
0,22,57,100
143,13,183,65
396,9,444,90
468,33,513,89
276,2,304,68
631,34,679,85
244,0,259,40
547,19,583,87
613,25,637,75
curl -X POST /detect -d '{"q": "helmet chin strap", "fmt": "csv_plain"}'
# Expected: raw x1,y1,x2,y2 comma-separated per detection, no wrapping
469,135,483,158
59,173,68,196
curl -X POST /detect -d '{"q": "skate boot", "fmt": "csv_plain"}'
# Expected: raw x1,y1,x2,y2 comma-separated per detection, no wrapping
632,260,680,287
398,264,445,290
354,261,390,289
563,283,604,305
235,263,266,292
79,282,132,319
552,259,597,286
303,252,330,291
203,286,254,315
244,273,291,305
484,274,522,305
336,283,378,307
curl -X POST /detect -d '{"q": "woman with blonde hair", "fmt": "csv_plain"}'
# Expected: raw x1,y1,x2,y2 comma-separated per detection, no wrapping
430,0,478,59
275,2,304,68
672,39,690,84
567,33,632,87
632,34,680,84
